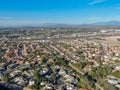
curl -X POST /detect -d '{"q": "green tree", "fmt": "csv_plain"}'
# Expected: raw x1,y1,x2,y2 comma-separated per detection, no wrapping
115,60,120,63
3,74,9,82
34,71,41,84
77,81,87,88
112,71,120,79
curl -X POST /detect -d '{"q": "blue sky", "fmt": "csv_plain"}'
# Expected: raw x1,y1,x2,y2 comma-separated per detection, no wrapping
0,0,120,26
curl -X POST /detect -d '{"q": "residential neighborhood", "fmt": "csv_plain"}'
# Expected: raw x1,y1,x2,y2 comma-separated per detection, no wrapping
0,27,120,90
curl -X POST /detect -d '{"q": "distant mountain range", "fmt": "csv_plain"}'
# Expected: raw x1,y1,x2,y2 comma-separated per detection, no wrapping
93,21,120,25
40,21,120,27
1,20,120,27
41,21,120,28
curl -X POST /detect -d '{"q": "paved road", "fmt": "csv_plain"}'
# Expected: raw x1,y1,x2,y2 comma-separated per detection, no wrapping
69,63,104,90
69,63,84,75
43,43,105,90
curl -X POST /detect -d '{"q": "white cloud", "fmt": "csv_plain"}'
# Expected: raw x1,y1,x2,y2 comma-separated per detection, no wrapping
116,7,120,9
0,16,13,19
88,0,106,5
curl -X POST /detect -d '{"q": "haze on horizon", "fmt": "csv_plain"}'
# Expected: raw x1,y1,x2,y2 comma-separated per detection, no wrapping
0,0,120,26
